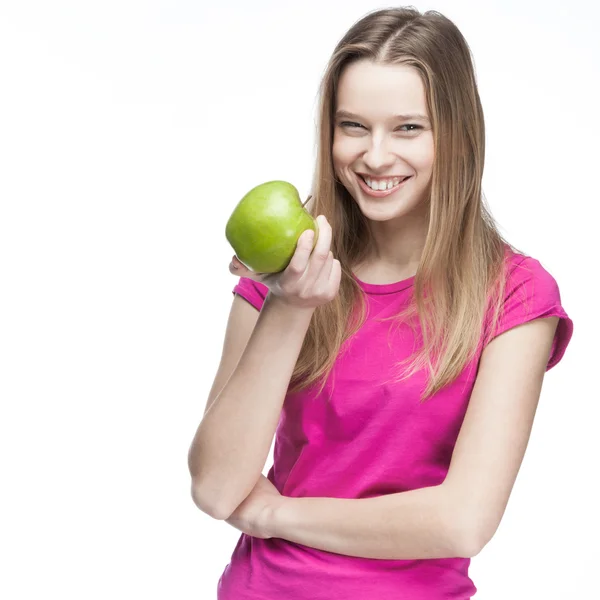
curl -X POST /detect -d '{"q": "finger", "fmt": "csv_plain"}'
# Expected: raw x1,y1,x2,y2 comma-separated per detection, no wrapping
301,215,332,287
330,258,342,284
322,250,334,281
283,228,317,280
229,255,255,278
313,250,334,294
327,259,342,298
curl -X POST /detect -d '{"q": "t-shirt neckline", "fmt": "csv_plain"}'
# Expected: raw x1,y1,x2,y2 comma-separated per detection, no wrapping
351,272,416,294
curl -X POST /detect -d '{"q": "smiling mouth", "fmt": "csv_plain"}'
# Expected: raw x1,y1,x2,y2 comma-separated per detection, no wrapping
356,173,412,196
359,174,410,185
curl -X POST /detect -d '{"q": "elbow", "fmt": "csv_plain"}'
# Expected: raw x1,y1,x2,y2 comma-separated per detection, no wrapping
188,447,236,520
441,484,498,558
450,511,496,558
453,528,485,559
190,480,235,521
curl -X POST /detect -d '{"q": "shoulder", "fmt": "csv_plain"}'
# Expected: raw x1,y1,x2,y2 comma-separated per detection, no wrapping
486,248,574,371
505,249,558,288
501,249,565,313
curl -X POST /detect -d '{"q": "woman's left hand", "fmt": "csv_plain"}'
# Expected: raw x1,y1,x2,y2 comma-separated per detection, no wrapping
225,475,284,539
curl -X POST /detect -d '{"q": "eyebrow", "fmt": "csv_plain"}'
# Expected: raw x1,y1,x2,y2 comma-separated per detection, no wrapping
334,110,430,123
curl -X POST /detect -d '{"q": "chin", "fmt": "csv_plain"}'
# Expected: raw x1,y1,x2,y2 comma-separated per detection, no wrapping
357,195,423,220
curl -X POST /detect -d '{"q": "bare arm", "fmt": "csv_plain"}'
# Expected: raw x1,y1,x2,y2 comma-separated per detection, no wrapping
188,293,314,520
266,317,560,560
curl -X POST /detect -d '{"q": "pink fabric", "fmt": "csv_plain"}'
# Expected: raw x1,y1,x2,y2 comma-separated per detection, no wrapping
217,248,574,600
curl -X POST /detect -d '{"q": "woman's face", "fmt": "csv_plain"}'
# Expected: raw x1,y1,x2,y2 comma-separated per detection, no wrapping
332,60,435,222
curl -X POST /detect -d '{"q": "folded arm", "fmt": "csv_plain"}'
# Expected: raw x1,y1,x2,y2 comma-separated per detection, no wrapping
269,317,559,560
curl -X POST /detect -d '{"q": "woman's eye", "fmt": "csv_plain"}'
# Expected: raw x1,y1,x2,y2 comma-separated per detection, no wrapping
339,122,422,132
399,124,422,132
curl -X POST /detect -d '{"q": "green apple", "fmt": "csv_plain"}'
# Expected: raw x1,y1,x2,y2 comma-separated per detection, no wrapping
225,180,319,273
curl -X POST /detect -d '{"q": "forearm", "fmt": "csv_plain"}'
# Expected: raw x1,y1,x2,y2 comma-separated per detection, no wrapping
189,293,314,519
270,484,472,560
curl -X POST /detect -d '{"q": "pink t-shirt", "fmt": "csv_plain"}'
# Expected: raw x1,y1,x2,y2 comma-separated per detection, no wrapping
217,249,574,600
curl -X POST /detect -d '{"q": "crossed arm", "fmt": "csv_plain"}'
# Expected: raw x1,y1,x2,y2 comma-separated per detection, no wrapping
265,317,559,560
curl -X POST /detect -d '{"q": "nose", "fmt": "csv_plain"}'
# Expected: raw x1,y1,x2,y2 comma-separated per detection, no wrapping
362,136,395,173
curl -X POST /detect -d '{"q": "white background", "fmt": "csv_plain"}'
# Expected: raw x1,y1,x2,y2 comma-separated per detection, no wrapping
1,1,598,598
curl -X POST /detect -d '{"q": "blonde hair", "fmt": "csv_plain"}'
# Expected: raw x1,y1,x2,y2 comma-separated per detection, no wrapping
288,7,521,402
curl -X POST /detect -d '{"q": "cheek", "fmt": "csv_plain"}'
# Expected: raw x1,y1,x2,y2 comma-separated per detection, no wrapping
332,136,358,163
332,140,344,166
406,149,432,175
413,136,435,170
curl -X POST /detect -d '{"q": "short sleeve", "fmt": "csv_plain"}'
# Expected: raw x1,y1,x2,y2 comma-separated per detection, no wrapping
486,255,574,371
232,276,270,312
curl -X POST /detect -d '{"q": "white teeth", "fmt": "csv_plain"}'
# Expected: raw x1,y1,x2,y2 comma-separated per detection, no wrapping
364,176,402,191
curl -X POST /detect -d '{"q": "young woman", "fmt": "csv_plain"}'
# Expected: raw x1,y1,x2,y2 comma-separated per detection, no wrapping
188,7,574,599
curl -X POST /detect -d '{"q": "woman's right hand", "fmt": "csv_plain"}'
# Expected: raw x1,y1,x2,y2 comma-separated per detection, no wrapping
228,215,342,310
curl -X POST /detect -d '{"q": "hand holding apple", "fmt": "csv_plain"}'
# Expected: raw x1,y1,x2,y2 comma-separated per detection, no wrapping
226,180,318,274
226,180,342,309
229,214,342,310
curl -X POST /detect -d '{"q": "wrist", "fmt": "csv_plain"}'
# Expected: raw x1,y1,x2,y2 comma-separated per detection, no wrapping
264,292,316,320
266,495,292,539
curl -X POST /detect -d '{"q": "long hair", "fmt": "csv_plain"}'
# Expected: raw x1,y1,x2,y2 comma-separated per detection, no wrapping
287,7,520,402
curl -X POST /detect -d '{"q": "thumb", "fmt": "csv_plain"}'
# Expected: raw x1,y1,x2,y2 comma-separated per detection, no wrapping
229,255,255,278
